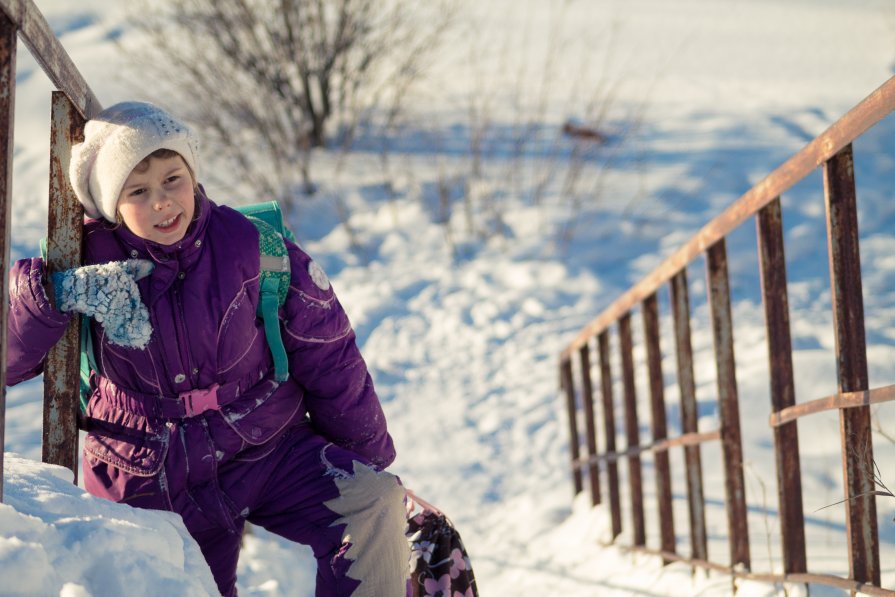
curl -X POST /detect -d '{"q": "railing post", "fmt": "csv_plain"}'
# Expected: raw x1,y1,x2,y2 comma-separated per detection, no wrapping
560,357,584,496
598,330,622,538
756,197,806,574
42,91,85,479
643,293,675,559
823,143,880,587
669,270,708,562
0,10,16,502
706,240,750,570
578,343,602,506
619,312,645,546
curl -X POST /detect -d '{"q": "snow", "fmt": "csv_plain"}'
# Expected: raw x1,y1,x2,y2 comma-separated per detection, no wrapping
1,454,218,596
3,0,895,595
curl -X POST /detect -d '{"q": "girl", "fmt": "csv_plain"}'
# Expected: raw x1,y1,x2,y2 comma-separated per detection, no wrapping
6,101,408,596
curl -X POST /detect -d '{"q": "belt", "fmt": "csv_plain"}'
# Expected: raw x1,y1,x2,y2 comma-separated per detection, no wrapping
93,369,271,419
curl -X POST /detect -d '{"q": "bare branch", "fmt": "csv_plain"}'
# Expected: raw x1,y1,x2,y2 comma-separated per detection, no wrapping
121,0,455,208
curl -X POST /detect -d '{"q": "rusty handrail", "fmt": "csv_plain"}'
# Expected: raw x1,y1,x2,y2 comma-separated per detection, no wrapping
0,0,100,118
0,0,100,498
559,74,895,594
561,75,895,361
572,429,721,467
0,6,14,503
770,384,895,427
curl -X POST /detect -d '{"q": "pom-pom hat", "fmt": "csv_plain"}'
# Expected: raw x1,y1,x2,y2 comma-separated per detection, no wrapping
69,101,200,222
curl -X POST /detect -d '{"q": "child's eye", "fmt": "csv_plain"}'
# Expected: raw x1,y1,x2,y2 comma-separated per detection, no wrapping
166,175,181,184
129,188,146,197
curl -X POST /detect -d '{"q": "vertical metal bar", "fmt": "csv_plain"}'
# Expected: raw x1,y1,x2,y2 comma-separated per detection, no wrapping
561,358,584,496
706,239,750,570
619,313,645,546
669,270,708,561
579,343,602,506
756,197,807,574
598,330,622,538
823,143,879,586
42,91,85,480
643,293,675,559
0,11,17,502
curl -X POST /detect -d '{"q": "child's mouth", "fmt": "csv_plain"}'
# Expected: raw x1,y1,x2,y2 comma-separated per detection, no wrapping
155,214,181,232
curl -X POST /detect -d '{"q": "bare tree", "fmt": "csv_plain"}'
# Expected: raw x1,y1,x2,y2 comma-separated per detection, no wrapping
121,0,454,208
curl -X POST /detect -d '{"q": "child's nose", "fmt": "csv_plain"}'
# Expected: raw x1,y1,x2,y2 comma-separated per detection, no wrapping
152,193,172,210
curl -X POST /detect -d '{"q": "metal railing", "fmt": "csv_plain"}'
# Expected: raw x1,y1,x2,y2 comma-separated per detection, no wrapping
559,76,895,595
0,0,101,498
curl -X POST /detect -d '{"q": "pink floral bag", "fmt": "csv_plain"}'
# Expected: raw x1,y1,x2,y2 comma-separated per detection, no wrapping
405,492,479,597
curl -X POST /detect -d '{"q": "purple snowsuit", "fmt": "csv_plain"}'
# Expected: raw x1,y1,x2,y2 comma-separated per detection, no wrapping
6,190,409,596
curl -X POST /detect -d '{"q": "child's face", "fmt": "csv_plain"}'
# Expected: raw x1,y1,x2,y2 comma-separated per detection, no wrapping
117,154,195,244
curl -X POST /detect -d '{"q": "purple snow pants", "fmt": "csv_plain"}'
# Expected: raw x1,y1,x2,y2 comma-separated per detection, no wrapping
83,417,408,597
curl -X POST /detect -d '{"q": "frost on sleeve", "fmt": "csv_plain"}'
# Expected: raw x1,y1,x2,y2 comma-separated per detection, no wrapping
6,257,72,385
281,241,396,469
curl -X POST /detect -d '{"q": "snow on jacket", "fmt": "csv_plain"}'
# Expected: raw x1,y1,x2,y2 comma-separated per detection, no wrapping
6,189,395,471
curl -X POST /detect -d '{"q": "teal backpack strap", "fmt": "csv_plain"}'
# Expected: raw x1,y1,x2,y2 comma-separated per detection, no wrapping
259,272,289,382
79,321,95,413
239,208,292,382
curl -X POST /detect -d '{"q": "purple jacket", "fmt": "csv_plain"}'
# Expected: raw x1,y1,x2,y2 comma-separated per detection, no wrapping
7,190,395,472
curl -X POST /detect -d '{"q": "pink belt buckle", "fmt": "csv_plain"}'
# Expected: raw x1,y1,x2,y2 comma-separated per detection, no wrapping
179,383,221,417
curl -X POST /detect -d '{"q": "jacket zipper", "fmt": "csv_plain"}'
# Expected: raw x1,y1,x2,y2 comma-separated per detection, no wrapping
172,282,196,386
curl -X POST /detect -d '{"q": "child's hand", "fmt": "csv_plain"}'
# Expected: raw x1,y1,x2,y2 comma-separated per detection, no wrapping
51,260,154,349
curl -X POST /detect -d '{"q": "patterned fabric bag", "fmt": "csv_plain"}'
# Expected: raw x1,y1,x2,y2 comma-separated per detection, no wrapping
405,494,479,597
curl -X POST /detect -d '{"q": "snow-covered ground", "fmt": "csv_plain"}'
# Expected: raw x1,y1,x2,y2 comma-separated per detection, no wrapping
3,0,895,595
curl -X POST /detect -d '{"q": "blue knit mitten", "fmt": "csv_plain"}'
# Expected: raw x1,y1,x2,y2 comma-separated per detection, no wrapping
51,260,154,349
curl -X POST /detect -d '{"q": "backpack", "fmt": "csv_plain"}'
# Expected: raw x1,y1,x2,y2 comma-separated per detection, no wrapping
234,200,294,384
45,200,295,414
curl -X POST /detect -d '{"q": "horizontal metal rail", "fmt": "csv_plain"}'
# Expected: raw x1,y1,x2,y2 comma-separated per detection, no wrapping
572,429,721,468
769,384,895,427
0,0,100,118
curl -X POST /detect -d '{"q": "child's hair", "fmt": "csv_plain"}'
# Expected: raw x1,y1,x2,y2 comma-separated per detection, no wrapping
132,148,199,191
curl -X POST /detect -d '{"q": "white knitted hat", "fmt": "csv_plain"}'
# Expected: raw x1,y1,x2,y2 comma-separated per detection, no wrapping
69,101,200,222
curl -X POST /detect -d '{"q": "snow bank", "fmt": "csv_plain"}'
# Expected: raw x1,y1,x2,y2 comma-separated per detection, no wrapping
0,454,218,596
